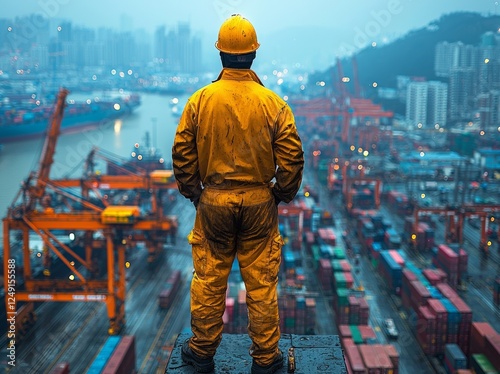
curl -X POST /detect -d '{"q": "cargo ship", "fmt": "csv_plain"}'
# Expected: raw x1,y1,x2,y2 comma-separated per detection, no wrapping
0,92,141,142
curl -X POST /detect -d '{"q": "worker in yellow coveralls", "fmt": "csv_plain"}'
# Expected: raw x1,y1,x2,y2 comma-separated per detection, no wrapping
172,14,304,374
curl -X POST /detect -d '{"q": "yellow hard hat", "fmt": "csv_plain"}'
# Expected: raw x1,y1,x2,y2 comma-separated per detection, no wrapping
215,14,260,55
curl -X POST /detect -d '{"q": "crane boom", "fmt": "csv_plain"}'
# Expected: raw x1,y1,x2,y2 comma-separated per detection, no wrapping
32,88,69,202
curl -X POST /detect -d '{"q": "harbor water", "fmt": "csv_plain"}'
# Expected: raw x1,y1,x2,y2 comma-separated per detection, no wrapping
0,92,188,242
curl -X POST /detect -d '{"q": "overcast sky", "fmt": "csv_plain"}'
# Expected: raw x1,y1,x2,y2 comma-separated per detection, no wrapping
4,0,499,70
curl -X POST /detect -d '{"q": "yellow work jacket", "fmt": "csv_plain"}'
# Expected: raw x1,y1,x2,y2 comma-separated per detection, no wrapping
172,68,304,204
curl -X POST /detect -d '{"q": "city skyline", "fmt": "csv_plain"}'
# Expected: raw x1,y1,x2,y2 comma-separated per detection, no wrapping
2,1,498,71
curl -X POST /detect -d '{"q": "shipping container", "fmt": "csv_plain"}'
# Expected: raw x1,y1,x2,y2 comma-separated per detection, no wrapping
436,283,459,300
358,325,377,344
416,306,437,356
349,296,361,325
470,354,498,374
372,344,397,373
470,322,499,356
158,270,182,309
427,299,447,354
317,227,337,246
384,345,399,374
423,269,443,286
350,325,364,345
359,344,394,373
379,250,403,294
343,339,367,374
484,333,500,371
384,228,402,249
87,336,121,374
102,335,136,374
443,344,467,374
339,325,353,340
441,299,460,345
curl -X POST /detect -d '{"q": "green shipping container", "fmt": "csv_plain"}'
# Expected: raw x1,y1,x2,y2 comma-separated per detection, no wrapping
333,247,346,260
334,272,348,289
336,288,350,306
471,354,497,374
311,245,320,269
332,260,343,273
349,325,363,344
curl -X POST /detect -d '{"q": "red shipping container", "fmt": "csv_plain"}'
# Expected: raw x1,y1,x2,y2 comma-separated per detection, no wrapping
436,283,459,300
417,306,437,356
102,336,136,374
317,227,336,245
358,298,370,325
427,299,447,354
417,306,437,333
384,345,399,374
358,345,379,373
434,268,448,283
372,344,395,373
339,325,353,339
437,244,459,264
340,259,352,272
343,340,366,374
226,297,235,321
402,269,418,285
388,250,405,267
422,269,441,286
410,281,431,311
470,322,498,355
344,272,354,289
359,344,393,373
484,333,500,371
358,325,377,343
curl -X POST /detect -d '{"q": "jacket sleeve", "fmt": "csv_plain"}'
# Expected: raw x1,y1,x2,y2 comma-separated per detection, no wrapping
272,104,304,203
172,100,202,203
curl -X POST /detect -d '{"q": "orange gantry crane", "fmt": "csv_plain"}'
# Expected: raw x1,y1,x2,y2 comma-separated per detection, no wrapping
412,204,500,253
293,57,393,142
3,88,179,336
341,162,382,214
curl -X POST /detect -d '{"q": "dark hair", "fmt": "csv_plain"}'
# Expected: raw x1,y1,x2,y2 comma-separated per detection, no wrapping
220,51,256,69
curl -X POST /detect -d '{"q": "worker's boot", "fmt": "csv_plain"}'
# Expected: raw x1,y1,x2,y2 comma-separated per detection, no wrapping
251,351,283,374
181,339,215,373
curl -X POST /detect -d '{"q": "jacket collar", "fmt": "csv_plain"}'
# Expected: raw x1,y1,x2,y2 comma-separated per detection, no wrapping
213,68,264,86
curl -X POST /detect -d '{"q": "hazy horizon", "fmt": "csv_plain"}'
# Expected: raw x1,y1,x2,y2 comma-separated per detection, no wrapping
3,1,499,71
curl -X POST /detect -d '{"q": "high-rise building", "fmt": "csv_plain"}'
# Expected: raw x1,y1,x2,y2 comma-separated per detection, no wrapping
478,32,500,93
406,81,448,128
449,68,476,121
154,26,167,62
476,91,500,129
406,81,428,127
434,41,478,78
155,23,202,73
427,81,448,127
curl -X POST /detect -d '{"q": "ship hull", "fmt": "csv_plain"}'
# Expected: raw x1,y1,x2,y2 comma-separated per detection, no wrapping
0,95,141,143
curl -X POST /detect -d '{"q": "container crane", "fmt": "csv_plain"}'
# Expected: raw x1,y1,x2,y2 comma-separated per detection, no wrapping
411,204,500,254
3,88,179,336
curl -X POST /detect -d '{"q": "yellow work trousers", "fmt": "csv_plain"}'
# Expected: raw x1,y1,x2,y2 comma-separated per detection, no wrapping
187,185,283,366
